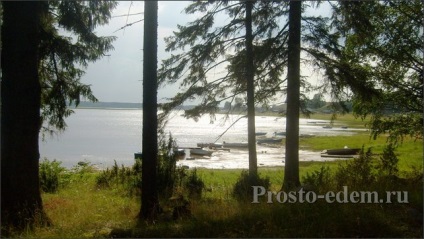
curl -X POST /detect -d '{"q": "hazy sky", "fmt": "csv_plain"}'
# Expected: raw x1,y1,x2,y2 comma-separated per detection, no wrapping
80,1,331,104
81,1,192,103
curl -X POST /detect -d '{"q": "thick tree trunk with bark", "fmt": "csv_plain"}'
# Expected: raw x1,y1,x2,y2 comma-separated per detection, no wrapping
140,0,160,220
1,2,49,231
283,1,301,191
245,0,258,178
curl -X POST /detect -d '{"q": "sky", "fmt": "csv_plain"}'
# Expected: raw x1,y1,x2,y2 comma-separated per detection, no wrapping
81,1,192,103
80,1,332,104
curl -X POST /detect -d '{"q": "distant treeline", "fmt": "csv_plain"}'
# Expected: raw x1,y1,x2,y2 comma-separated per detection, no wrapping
70,101,203,110
71,101,143,109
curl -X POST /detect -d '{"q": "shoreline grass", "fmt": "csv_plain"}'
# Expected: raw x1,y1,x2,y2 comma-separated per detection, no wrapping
25,145,422,238
12,113,422,238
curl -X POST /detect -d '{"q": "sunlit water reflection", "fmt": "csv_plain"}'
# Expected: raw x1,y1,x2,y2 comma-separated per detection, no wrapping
39,109,366,169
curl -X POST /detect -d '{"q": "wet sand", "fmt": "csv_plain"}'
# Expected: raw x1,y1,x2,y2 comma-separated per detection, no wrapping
176,145,345,169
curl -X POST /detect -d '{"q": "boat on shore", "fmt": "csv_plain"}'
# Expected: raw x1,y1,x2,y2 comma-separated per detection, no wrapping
190,148,213,156
274,131,286,136
255,132,267,136
173,148,186,157
257,138,283,145
197,142,223,148
223,142,249,148
323,148,361,155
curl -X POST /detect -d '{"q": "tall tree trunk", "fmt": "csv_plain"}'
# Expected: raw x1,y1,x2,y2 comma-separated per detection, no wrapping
1,1,49,232
245,0,257,178
140,0,160,220
282,0,301,191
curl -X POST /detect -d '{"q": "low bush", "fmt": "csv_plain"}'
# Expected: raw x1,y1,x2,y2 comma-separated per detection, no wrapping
232,170,270,200
377,143,399,176
302,165,332,193
39,158,68,193
334,147,375,189
95,159,142,196
302,145,418,192
183,168,205,199
157,134,179,199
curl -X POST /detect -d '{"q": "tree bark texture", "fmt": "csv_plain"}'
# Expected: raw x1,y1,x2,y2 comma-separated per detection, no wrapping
140,0,160,220
283,0,301,190
245,0,258,178
1,1,49,231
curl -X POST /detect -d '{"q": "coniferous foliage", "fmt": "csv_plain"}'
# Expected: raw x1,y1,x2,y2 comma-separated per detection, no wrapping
1,1,117,232
306,1,423,144
159,1,292,178
158,1,291,120
39,1,117,135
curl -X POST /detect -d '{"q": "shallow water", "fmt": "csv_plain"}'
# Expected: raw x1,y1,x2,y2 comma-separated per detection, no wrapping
39,108,365,169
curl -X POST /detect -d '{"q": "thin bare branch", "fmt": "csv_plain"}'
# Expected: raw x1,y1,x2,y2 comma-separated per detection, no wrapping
113,19,144,33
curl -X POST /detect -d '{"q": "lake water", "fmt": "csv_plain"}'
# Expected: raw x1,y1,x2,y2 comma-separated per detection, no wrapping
39,108,365,169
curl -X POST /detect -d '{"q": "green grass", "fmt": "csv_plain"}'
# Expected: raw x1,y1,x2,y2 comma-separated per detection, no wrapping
19,148,421,238
13,113,422,238
301,112,369,128
23,173,138,238
298,134,422,171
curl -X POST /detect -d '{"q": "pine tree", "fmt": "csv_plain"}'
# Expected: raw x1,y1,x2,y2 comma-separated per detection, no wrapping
332,1,423,144
158,1,291,177
39,1,117,135
245,0,257,177
1,1,49,231
282,0,301,190
140,0,160,220
1,1,117,232
304,1,423,144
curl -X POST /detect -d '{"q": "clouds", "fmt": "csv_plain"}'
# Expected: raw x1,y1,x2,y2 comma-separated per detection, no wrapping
81,2,332,104
81,1,191,103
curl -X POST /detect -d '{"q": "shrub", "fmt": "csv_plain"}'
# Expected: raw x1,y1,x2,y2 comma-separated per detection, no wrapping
39,158,67,193
183,168,205,199
334,147,375,189
157,134,178,198
378,143,399,176
95,159,142,196
302,166,332,193
232,170,270,200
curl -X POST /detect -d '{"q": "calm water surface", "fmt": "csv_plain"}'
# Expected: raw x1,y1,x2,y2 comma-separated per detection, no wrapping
39,108,364,169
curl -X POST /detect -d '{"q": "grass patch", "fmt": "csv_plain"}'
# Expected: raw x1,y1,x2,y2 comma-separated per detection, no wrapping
13,113,421,238
20,152,422,238
28,173,138,238
299,134,422,171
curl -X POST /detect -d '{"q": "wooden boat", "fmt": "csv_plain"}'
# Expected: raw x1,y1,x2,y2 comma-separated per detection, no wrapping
257,138,283,145
274,131,286,136
323,148,360,155
197,143,223,148
255,132,267,136
321,154,358,159
190,148,213,156
173,148,186,157
223,142,249,148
